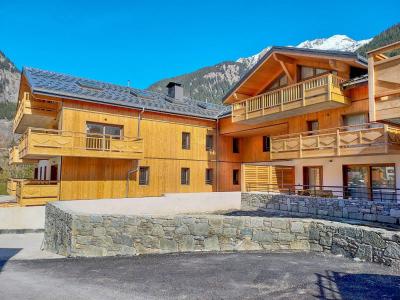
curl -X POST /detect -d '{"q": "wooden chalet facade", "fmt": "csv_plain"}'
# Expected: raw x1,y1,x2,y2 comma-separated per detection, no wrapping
8,42,400,205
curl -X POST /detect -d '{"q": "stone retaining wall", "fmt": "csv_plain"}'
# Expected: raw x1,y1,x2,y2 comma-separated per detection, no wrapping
44,203,400,267
242,193,400,224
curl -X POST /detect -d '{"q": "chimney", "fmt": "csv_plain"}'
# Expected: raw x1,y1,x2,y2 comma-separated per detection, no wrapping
166,82,183,101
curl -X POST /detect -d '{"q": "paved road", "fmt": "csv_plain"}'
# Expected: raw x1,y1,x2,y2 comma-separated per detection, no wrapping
0,251,399,299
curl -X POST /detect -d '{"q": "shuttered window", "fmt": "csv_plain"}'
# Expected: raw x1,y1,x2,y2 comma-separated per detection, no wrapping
262,136,270,152
182,132,191,150
205,169,213,185
139,167,149,185
206,135,214,151
181,168,190,185
233,169,240,185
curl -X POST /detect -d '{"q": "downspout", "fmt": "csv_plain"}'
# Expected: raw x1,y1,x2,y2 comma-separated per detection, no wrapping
215,110,226,192
126,107,145,197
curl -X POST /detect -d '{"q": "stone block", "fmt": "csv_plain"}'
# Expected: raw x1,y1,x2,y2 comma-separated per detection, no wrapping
355,244,373,262
317,209,328,216
290,222,304,233
160,238,178,252
222,227,237,238
384,241,400,259
253,230,273,243
390,209,400,218
278,233,294,242
93,227,106,237
236,240,262,251
151,224,165,237
362,231,386,248
271,219,288,230
250,218,264,228
178,236,195,252
175,225,190,235
290,240,310,250
190,223,209,236
348,213,363,220
280,204,288,211
333,210,343,218
299,206,309,213
363,214,377,222
377,215,397,224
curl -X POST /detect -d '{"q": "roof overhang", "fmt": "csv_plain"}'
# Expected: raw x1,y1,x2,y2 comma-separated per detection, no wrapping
223,46,368,104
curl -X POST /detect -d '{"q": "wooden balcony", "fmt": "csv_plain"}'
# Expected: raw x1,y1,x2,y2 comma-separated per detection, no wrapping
8,146,37,165
232,74,349,124
7,178,24,196
16,180,59,206
368,42,400,122
17,128,144,160
270,123,400,160
13,92,60,134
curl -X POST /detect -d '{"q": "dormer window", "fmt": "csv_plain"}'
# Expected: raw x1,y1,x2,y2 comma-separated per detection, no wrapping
300,66,335,80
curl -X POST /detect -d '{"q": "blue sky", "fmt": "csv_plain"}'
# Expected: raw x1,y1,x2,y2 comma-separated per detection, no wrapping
1,1,399,88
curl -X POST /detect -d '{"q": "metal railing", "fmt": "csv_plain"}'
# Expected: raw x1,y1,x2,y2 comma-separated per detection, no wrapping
245,183,400,202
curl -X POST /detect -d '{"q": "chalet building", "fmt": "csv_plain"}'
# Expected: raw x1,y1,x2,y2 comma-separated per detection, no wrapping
7,41,400,205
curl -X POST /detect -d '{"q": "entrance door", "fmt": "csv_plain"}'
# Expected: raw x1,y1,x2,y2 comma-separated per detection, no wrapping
303,166,323,190
50,165,58,181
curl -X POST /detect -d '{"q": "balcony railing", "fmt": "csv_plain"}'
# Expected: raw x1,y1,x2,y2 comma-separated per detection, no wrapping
7,178,25,196
13,92,59,134
16,180,59,206
270,123,400,160
18,128,144,160
8,146,22,165
369,42,400,121
232,74,349,123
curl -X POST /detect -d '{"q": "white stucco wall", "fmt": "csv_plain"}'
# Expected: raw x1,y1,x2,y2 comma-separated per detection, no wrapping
246,154,400,188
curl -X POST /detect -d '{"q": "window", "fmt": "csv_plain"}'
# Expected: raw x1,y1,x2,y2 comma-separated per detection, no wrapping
205,169,213,185
343,164,396,200
182,132,191,150
233,169,240,185
86,122,122,139
300,66,329,80
307,120,319,132
34,168,38,180
139,167,149,185
343,113,368,128
268,74,288,90
232,138,239,153
263,136,270,152
44,166,47,180
181,168,190,185
206,135,214,151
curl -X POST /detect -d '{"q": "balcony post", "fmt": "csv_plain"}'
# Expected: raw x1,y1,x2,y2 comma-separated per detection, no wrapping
302,82,306,106
280,90,283,112
368,55,376,122
327,74,332,101
299,134,303,158
384,124,389,153
336,129,341,156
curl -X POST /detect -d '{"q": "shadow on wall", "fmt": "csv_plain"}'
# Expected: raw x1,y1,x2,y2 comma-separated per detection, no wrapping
314,271,400,300
0,248,21,272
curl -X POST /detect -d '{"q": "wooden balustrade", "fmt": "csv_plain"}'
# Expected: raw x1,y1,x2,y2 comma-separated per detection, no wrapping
369,42,400,122
16,180,60,206
231,73,348,123
13,92,59,134
270,123,400,160
17,127,144,160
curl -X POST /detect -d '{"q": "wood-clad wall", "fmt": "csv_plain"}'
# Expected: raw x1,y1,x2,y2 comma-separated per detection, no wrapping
58,100,241,199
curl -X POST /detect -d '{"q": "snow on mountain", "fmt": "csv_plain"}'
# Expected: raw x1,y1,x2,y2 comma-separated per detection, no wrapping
297,34,372,52
236,35,371,69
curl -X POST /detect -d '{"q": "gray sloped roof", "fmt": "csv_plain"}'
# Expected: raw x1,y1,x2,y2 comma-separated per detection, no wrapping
23,67,230,120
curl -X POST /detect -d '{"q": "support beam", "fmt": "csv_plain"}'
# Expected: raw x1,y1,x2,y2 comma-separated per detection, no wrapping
233,92,252,101
273,53,295,84
368,55,376,122
328,59,349,73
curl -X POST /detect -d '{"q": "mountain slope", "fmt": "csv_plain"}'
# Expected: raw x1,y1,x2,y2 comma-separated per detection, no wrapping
148,35,371,104
356,23,400,57
0,51,20,103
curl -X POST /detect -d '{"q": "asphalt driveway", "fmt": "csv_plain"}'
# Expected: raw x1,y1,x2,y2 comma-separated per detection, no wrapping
0,251,399,299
